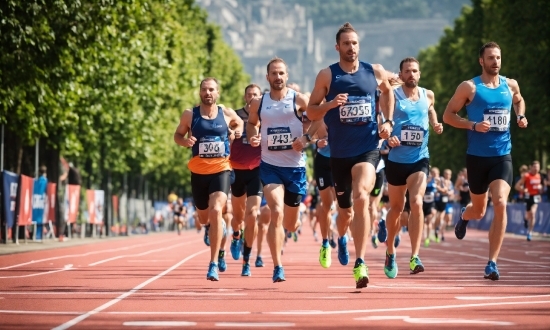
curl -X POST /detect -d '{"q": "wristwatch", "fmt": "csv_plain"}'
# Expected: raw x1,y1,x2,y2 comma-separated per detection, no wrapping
517,115,525,120
384,119,395,128
303,133,312,142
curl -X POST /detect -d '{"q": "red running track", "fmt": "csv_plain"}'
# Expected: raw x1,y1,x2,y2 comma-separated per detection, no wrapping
0,228,549,329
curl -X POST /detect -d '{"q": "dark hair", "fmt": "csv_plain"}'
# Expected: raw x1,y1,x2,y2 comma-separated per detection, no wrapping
39,165,47,176
244,84,261,94
266,57,287,73
336,22,357,44
399,57,420,71
200,77,219,89
479,41,501,58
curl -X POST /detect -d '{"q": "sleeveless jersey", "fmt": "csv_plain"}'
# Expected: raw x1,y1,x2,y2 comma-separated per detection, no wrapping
388,86,430,163
188,106,231,174
424,177,437,203
317,144,330,158
466,76,513,157
324,61,379,158
524,172,542,196
259,89,305,168
230,108,261,170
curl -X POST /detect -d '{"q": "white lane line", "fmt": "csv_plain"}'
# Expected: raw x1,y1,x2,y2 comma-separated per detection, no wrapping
127,260,174,262
355,316,513,326
52,248,208,330
0,238,182,270
508,272,550,274
0,265,73,279
427,279,547,282
0,310,82,315
88,241,196,266
216,322,295,327
123,321,196,327
329,285,463,290
110,312,251,315
455,294,550,300
304,296,347,299
525,251,544,255
0,291,244,296
430,249,550,268
265,300,550,315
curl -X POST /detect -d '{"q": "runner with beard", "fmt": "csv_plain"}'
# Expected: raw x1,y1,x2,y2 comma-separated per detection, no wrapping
443,42,528,280
174,77,244,281
307,23,395,288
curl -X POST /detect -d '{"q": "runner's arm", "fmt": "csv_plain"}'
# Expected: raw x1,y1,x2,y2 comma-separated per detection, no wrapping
443,81,477,130
507,78,527,128
307,68,338,120
246,97,262,146
373,64,395,124
174,109,194,147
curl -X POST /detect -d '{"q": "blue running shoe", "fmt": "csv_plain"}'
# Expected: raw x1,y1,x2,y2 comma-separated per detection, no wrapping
337,236,349,266
455,207,468,240
286,229,292,239
230,232,242,260
484,261,500,281
272,265,285,282
394,235,401,248
241,262,251,276
527,233,532,241
255,256,264,267
203,225,210,247
206,262,218,281
378,219,387,243
218,251,227,272
329,237,337,249
384,251,398,279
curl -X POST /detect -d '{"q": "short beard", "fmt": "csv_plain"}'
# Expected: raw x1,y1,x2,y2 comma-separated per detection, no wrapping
201,97,215,105
270,82,284,91
404,81,417,88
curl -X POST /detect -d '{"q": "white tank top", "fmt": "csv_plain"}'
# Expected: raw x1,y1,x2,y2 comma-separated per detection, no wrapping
259,89,305,168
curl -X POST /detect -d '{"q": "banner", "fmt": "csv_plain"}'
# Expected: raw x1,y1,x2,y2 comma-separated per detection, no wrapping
94,190,105,224
112,195,119,223
17,175,34,226
32,177,48,224
2,171,19,228
66,185,80,224
46,183,57,223
86,189,96,224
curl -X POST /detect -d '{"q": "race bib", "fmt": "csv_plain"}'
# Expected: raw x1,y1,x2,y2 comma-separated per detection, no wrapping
483,109,510,132
339,96,372,124
198,136,225,158
442,196,449,203
400,124,425,147
534,195,541,203
423,193,434,203
267,127,293,151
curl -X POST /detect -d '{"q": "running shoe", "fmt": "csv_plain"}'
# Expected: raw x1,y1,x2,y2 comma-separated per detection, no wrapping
424,238,430,247
206,262,219,281
337,236,350,266
313,231,318,242
230,232,242,260
241,262,251,276
255,256,264,267
203,224,210,246
384,251,398,279
329,236,337,249
454,207,468,240
353,263,369,288
292,232,298,242
319,245,332,268
394,235,401,248
527,233,532,241
377,219,388,243
218,251,227,272
484,260,500,281
272,265,285,282
410,255,425,274
371,235,379,249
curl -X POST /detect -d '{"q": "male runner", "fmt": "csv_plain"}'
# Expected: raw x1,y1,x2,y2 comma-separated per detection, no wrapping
383,57,443,279
307,22,395,288
247,57,318,282
514,161,543,241
174,77,244,281
443,41,527,280
228,84,264,276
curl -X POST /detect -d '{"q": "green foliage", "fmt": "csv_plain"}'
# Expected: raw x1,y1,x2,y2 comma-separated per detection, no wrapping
0,0,249,194
418,0,550,174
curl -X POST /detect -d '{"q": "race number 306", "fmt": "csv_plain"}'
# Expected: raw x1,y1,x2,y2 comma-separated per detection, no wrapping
267,127,293,151
199,136,225,158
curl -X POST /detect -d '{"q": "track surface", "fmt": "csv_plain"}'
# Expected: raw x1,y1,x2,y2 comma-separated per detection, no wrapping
0,227,549,329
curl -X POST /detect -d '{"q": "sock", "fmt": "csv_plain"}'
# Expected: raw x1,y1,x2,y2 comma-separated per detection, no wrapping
218,250,225,258
354,258,364,268
243,245,252,262
322,238,329,247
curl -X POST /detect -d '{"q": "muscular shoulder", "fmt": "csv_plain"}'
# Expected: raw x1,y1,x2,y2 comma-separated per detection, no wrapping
506,77,520,92
181,108,193,120
370,63,387,77
316,67,332,83
425,89,435,101
295,91,309,111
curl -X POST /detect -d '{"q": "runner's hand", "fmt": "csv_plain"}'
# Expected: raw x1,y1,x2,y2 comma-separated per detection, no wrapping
379,122,392,139
234,130,242,139
517,116,528,128
185,136,197,147
317,138,328,148
387,135,400,147
292,136,308,151
331,93,348,107
475,120,491,133
432,122,443,134
249,134,261,147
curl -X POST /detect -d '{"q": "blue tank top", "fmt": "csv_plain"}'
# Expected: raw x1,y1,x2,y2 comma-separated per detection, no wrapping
190,106,229,158
324,61,379,158
466,76,513,157
388,86,430,163
424,177,437,203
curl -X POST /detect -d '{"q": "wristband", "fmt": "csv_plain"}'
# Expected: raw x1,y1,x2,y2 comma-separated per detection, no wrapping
472,122,477,131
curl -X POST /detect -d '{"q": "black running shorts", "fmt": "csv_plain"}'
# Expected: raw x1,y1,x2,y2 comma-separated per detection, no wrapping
231,167,263,198
466,154,513,195
191,170,231,210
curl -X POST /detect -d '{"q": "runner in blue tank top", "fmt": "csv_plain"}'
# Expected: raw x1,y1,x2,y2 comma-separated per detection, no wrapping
383,57,443,279
443,42,528,281
308,22,395,289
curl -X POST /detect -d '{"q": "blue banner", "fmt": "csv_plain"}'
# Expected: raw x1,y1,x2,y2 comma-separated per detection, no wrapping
2,171,19,228
32,176,48,239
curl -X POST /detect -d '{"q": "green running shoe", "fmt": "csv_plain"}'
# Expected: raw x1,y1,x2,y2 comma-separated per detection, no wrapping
384,251,398,279
410,255,425,274
319,245,332,268
424,238,430,248
353,263,369,289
